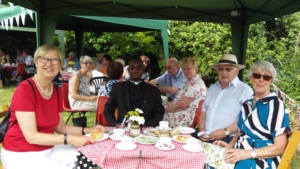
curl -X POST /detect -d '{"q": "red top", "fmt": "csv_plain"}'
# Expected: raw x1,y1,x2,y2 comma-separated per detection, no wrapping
3,79,62,152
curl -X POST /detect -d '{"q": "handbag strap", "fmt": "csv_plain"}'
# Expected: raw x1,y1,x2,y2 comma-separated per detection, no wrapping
7,80,59,129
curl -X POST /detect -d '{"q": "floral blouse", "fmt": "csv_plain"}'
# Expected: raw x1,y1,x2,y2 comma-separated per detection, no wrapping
163,74,207,127
99,80,121,97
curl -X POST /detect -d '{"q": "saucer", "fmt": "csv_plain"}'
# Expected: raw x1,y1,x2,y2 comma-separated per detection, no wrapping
109,134,129,141
155,143,175,151
155,126,172,130
182,144,202,153
178,127,196,134
115,142,137,151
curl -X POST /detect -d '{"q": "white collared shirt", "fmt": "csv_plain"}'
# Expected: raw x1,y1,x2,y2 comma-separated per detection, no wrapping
202,76,253,133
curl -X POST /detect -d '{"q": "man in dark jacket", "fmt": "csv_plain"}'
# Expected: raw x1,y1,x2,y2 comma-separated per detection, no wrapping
104,58,164,127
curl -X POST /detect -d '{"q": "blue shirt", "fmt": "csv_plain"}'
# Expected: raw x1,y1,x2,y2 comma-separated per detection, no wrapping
63,59,80,70
156,68,187,100
202,76,253,133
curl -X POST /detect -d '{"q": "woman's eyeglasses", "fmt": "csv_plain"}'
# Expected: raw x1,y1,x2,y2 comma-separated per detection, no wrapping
252,73,272,81
82,62,92,65
38,56,60,65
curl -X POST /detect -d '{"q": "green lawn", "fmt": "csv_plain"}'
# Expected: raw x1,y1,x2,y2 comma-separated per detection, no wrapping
0,84,300,168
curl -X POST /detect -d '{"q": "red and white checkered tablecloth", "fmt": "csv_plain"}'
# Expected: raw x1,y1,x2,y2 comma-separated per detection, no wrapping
77,127,206,169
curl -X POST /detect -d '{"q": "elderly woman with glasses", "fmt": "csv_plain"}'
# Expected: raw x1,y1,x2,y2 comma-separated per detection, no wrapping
69,55,98,111
163,57,207,127
1,45,105,169
214,61,291,169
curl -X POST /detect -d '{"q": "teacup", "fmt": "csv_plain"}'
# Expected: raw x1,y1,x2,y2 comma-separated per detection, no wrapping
12,63,15,66
159,121,169,130
186,138,200,150
113,129,125,138
120,137,135,147
157,137,172,148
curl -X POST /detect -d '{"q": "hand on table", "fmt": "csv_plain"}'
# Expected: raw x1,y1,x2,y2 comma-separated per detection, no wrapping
209,129,226,140
87,124,106,133
89,96,97,101
69,134,95,147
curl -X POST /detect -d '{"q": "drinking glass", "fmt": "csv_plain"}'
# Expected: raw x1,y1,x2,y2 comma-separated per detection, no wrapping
116,123,125,129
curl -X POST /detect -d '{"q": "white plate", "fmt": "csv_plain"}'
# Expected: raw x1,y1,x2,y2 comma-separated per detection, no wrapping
109,134,130,141
178,127,196,134
134,134,158,145
155,143,175,151
172,135,192,144
115,142,137,151
143,129,159,137
85,133,109,142
105,130,113,135
182,144,202,153
155,126,172,130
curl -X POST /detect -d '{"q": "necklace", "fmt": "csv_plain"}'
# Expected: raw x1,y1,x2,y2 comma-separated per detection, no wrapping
34,74,53,96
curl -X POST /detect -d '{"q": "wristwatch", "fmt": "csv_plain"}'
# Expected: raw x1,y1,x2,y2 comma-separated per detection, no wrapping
224,128,230,136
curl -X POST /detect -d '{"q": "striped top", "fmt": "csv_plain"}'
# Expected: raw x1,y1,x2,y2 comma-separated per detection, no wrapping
235,92,291,169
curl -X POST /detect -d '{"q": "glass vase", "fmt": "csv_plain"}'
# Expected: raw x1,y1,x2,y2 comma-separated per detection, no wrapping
129,124,140,137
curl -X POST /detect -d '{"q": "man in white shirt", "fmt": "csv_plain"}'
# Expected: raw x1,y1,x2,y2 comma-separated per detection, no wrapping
196,54,253,143
23,49,33,66
96,53,103,71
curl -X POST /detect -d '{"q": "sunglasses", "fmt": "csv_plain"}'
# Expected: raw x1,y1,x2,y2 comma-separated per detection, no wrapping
252,73,272,81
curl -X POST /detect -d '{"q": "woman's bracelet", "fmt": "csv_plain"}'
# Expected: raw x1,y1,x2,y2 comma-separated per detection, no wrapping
251,149,256,159
82,127,85,135
64,134,67,145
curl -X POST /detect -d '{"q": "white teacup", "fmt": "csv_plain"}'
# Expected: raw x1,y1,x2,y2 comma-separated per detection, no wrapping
120,137,135,147
159,121,169,130
12,63,15,65
113,129,125,138
157,137,172,148
186,138,200,149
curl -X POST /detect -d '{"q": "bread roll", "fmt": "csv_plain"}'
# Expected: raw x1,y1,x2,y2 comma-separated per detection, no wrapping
91,131,103,140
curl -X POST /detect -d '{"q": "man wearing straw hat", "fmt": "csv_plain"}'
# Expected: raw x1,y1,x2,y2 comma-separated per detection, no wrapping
195,54,253,143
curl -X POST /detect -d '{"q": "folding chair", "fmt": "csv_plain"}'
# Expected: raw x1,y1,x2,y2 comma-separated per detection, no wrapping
190,99,204,128
90,76,110,95
95,96,118,126
278,130,300,169
96,96,110,126
61,83,89,124
25,65,36,78
11,63,28,84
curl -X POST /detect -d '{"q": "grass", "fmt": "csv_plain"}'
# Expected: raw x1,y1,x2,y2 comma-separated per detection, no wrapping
1,84,300,168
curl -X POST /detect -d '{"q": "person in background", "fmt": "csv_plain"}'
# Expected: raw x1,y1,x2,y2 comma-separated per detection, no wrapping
99,54,112,75
99,62,124,97
89,61,104,94
1,45,105,169
196,54,253,143
69,56,97,111
163,57,207,127
104,58,164,127
15,48,25,65
124,55,151,82
214,60,290,169
149,58,187,102
0,48,11,64
114,57,126,81
23,49,33,66
96,53,103,71
63,51,80,71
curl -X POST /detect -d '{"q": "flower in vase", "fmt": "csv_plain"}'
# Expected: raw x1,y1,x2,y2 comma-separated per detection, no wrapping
125,108,145,125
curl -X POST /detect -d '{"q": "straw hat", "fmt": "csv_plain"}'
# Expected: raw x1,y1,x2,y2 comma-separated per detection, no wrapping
210,54,245,69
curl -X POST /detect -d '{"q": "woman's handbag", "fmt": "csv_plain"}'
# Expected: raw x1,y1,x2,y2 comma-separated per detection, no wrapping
0,107,17,143
72,112,87,127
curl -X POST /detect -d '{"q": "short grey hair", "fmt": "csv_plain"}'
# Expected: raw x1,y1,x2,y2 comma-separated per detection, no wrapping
248,60,277,82
68,51,76,57
80,55,93,63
